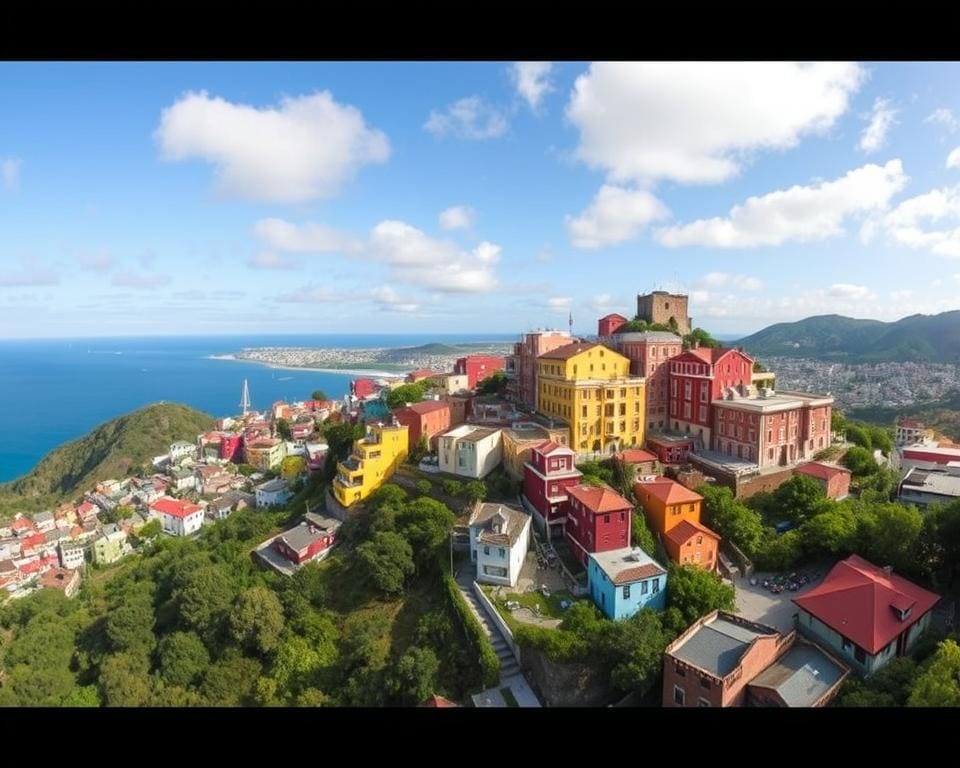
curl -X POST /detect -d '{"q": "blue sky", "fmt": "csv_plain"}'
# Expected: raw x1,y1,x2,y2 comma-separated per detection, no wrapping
2,61,960,339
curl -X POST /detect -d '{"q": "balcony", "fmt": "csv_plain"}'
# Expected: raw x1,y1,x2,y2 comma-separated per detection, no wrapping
336,475,363,488
341,456,362,472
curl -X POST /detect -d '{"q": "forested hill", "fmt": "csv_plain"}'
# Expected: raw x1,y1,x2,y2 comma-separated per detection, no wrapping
736,311,960,362
848,389,960,442
0,403,214,515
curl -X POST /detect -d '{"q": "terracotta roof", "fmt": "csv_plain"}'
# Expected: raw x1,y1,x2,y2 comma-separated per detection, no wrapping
150,498,202,519
11,518,35,532
396,400,450,416
897,418,923,429
566,484,632,514
420,695,458,707
613,563,661,584
537,341,598,360
792,555,940,655
532,440,574,457
617,449,657,464
664,519,720,548
682,347,751,365
795,462,850,481
634,478,703,506
600,313,628,321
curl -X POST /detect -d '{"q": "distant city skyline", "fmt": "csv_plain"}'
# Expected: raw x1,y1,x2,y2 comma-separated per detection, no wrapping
2,61,960,339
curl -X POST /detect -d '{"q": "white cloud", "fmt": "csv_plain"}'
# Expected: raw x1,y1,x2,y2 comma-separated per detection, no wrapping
566,185,670,248
370,285,419,313
828,283,874,300
890,289,914,301
566,62,863,185
947,147,960,170
76,251,114,273
881,183,960,258
424,96,507,140
247,251,300,270
0,268,58,287
511,62,554,111
547,297,572,312
369,220,500,293
1,157,20,191
155,90,390,203
438,205,475,231
658,160,908,248
925,108,960,133
253,218,363,253
276,285,352,304
699,272,763,291
111,272,172,289
859,98,897,153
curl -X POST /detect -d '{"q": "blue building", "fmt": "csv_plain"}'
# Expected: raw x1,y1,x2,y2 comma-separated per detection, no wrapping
587,547,667,620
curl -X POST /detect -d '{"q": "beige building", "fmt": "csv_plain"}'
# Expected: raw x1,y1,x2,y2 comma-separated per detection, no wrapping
501,421,571,480
438,425,503,479
636,291,692,335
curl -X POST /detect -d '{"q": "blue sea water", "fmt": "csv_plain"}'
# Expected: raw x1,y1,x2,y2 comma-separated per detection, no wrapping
0,334,514,483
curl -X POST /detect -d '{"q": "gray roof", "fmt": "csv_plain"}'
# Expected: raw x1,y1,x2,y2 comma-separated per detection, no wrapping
468,503,530,547
304,512,341,533
457,427,500,443
278,523,325,552
257,478,290,494
44,529,69,543
671,615,778,678
101,523,119,536
610,331,682,342
748,642,847,707
32,511,54,524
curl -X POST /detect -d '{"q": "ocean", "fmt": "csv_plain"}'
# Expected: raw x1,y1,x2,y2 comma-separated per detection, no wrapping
0,333,515,484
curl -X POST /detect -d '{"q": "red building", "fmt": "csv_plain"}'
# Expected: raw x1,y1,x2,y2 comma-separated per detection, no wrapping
645,433,696,464
668,347,755,447
273,516,340,565
219,433,243,463
505,330,573,410
563,484,632,565
615,448,659,475
352,378,378,399
521,441,582,540
794,462,851,499
605,331,683,432
406,369,436,383
455,355,506,389
597,313,628,336
392,400,452,451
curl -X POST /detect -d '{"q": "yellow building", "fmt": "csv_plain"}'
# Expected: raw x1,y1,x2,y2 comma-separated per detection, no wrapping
537,342,646,456
280,455,306,480
245,438,286,471
332,423,409,507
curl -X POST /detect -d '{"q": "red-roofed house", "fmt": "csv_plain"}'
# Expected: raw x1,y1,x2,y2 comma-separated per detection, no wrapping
663,519,721,571
521,441,582,540
20,532,50,556
393,400,452,451
76,501,98,522
616,448,659,475
563,484,632,565
793,554,940,675
351,378,378,399
419,694,458,707
794,462,851,499
597,313,628,336
11,517,36,537
150,497,204,537
634,478,704,535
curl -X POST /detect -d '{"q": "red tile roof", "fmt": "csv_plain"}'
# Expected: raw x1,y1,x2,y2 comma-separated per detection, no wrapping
11,518,35,532
566,484,632,514
532,440,574,457
600,313,628,321
634,478,703,506
664,519,720,548
420,695,458,707
682,347,751,365
794,462,850,481
613,563,664,585
792,555,940,655
617,449,658,464
21,533,47,550
395,400,450,416
406,369,436,381
537,341,598,360
897,418,923,429
150,498,202,519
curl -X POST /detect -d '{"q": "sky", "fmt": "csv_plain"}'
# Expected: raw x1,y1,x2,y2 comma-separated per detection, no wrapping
1,61,960,339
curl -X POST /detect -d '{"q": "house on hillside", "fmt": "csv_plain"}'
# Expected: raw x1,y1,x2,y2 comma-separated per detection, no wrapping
256,478,292,508
663,519,721,572
150,497,204,537
587,547,667,619
91,526,128,565
794,462,851,500
437,425,502,479
468,502,531,587
563,484,632,566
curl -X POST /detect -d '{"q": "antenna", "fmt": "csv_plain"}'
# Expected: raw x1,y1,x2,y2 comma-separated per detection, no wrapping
240,379,251,416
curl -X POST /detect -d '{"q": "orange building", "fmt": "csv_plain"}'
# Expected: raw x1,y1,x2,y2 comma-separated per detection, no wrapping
663,519,720,571
634,478,704,535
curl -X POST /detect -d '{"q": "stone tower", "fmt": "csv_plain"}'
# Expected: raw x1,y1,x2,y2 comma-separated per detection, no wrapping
636,291,692,335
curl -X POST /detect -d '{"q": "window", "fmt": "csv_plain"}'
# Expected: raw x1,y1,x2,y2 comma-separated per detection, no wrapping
699,405,707,422
842,637,852,651
483,545,490,556
623,585,631,599
698,698,711,708
673,686,685,706
582,405,587,417
675,664,685,677
700,678,711,690
498,547,506,558
696,535,703,545
604,514,610,524
683,402,691,419
652,579,660,593
641,580,649,594
719,423,725,436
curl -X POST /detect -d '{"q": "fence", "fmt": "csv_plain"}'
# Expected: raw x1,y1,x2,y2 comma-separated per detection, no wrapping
472,580,521,663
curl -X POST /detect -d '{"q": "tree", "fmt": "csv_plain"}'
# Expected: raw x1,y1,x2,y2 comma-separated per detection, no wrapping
840,446,877,477
389,646,440,705
754,530,804,571
135,518,161,543
276,418,292,441
200,651,263,706
855,501,923,574
631,512,657,555
867,426,893,456
408,435,430,464
753,361,767,373
772,474,829,525
858,466,899,503
311,390,328,402
476,371,507,396
386,383,429,410
321,422,365,482
441,479,463,497
367,483,408,512
666,565,735,626
919,499,960,588
462,480,487,504
831,410,846,435
699,484,764,557
415,479,433,496
100,652,152,707
271,632,338,699
397,497,456,570
105,591,156,655
157,631,210,687
599,610,673,694
799,504,856,556
844,424,873,451
229,587,285,655
237,463,256,477
908,639,960,707
609,456,636,498
576,460,614,485
683,327,720,350
354,532,415,595
174,565,236,646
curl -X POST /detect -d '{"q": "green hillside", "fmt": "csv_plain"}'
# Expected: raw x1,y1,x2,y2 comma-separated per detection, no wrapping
737,311,960,362
848,389,960,442
0,402,215,515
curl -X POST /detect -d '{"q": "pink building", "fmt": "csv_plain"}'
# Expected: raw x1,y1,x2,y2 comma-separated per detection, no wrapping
504,330,573,410
454,355,506,389
605,331,683,432
597,313,628,336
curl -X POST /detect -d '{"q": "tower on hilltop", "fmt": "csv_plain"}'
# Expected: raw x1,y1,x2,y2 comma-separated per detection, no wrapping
240,378,251,416
636,291,692,335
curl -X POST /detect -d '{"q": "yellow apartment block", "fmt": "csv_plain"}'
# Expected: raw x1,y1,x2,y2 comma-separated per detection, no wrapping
333,423,409,507
537,342,646,456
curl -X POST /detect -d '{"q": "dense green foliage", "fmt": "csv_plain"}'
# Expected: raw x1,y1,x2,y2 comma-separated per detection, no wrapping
0,403,215,516
310,390,328,402
386,382,430,410
476,371,507,396
841,446,878,477
614,319,676,334
275,418,292,441
443,575,500,687
682,327,720,350
320,422,365,483
665,565,736,626
849,389,960,443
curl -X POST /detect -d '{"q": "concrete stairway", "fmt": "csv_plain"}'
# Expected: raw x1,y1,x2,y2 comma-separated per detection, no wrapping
455,573,520,681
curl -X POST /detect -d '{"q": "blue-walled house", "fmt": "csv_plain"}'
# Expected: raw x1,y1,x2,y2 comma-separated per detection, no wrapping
588,547,667,620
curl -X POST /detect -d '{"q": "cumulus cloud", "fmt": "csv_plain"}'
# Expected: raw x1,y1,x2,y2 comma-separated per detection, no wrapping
0,268,58,287
438,205,475,231
111,272,172,289
925,108,960,133
828,283,874,300
253,218,363,253
76,251,114,273
699,272,763,291
424,96,507,140
859,98,897,153
657,160,908,248
566,185,670,248
947,147,960,170
247,251,300,270
370,285,419,313
546,297,572,312
1,157,20,191
566,62,864,185
511,62,554,111
155,90,390,203
881,183,960,257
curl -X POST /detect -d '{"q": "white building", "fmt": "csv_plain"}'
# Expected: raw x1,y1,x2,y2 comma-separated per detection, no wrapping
898,465,960,507
256,478,293,508
895,419,931,447
438,425,503,479
467,502,531,587
58,541,86,570
170,467,196,492
150,497,204,537
169,440,197,463
31,511,55,533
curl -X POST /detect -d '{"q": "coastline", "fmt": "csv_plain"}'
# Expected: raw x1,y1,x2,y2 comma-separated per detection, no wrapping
208,355,404,379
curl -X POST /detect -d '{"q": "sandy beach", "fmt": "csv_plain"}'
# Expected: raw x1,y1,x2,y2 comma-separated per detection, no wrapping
208,355,403,379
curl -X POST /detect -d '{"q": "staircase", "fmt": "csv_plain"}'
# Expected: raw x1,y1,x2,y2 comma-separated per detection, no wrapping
455,572,521,681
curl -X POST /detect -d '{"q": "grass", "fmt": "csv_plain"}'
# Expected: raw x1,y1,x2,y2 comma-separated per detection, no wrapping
484,585,583,630
500,686,519,707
